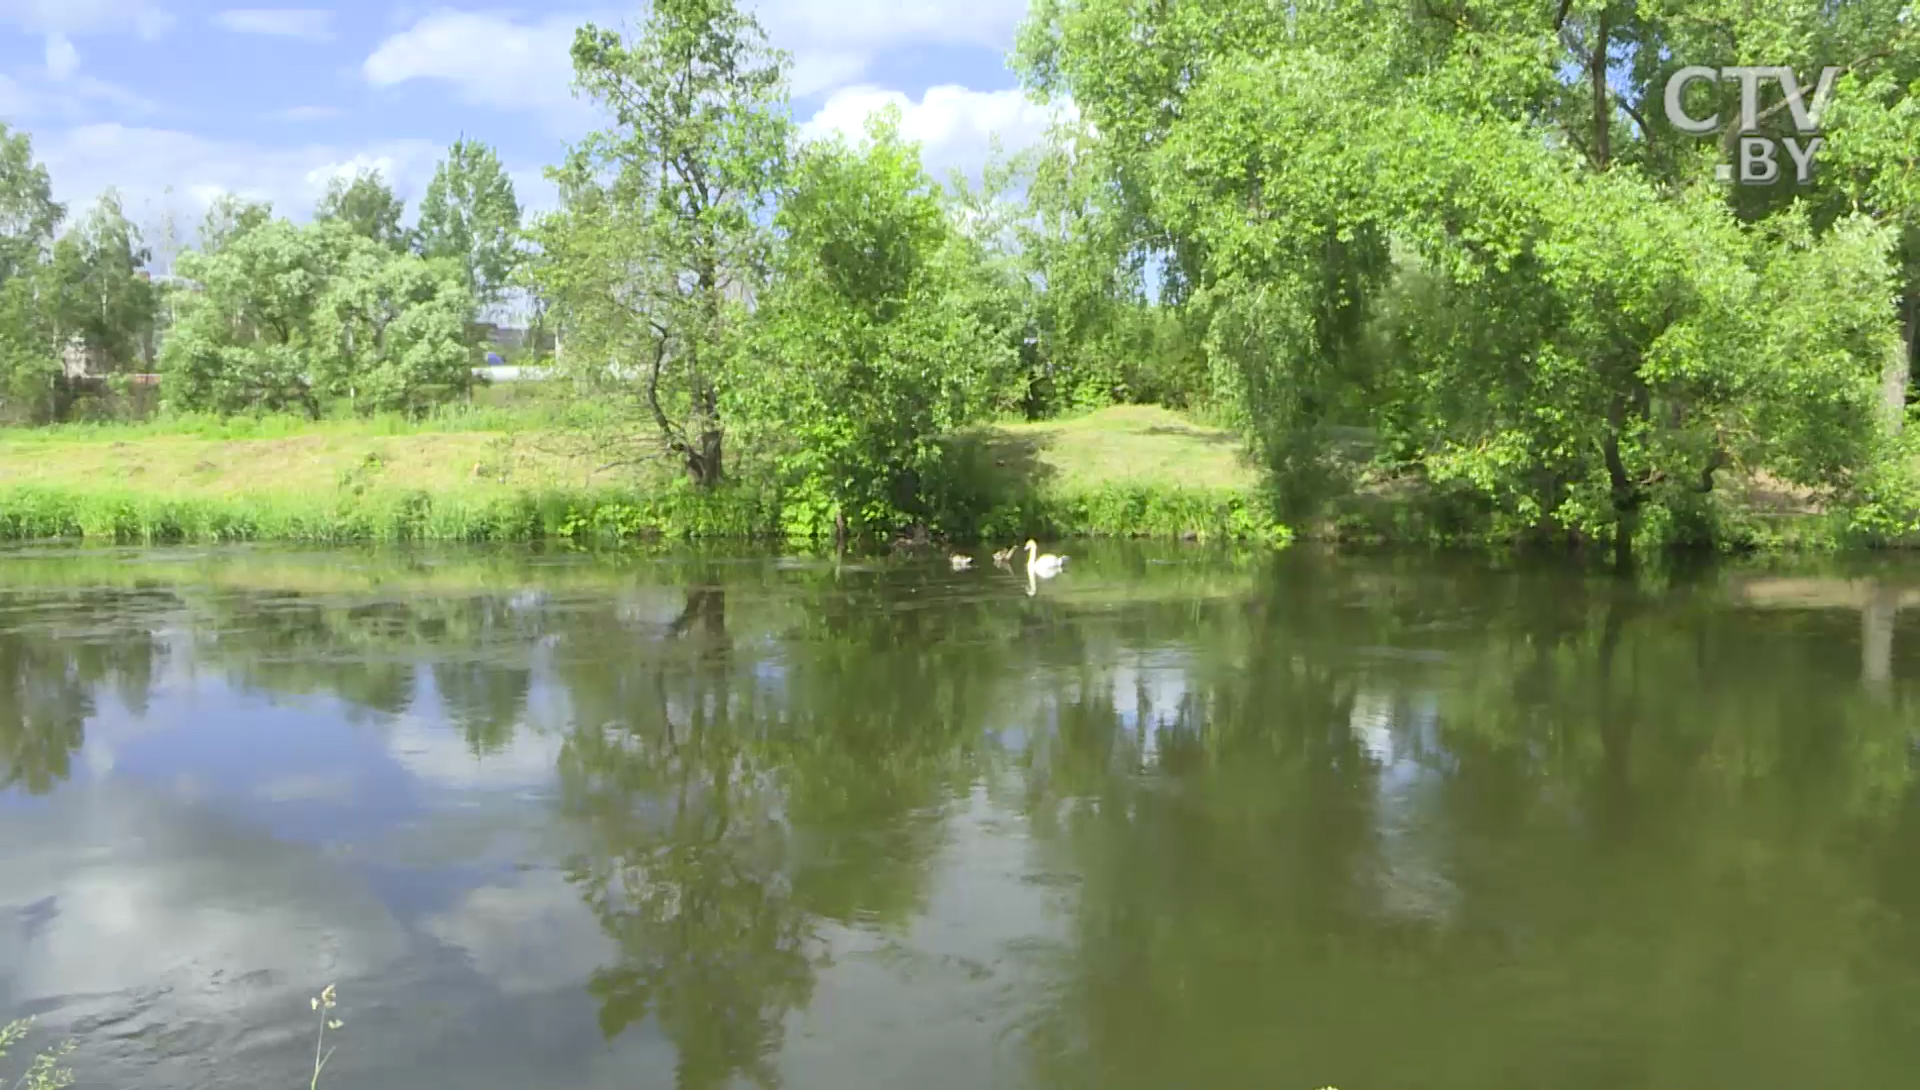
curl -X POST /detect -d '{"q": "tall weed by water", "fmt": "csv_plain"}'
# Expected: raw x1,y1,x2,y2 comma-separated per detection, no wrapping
0,1020,75,1090
957,485,1290,545
0,481,1291,545
309,984,343,1090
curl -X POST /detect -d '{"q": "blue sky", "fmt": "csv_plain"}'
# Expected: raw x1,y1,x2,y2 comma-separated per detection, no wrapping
0,1,1057,261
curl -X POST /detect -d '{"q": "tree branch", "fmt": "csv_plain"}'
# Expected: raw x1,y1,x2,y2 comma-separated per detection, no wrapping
1618,95,1653,142
1717,46,1897,157
642,334,687,456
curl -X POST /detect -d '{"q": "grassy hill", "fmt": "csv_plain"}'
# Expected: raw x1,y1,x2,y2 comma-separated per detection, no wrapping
0,405,1278,544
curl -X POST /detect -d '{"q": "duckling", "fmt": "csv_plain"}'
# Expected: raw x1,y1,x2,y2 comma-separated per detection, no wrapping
950,553,975,571
991,544,1017,566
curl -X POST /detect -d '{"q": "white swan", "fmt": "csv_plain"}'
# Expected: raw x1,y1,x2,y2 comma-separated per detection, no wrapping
1024,539,1067,578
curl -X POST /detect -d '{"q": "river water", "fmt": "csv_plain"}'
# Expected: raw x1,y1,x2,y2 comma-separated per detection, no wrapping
1,543,1918,1089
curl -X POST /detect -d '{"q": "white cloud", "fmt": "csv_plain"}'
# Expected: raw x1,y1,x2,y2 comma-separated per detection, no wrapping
44,32,78,80
362,2,1033,130
1,69,161,125
213,7,337,41
70,74,156,115
420,869,616,995
750,0,1028,96
0,74,28,116
35,123,448,239
801,84,1066,179
388,715,563,793
362,10,597,136
0,0,174,39
265,104,342,121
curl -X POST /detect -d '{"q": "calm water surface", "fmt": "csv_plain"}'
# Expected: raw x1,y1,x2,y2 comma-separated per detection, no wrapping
2,543,1920,1089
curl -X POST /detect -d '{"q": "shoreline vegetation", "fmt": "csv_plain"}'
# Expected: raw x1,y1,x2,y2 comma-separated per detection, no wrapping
3,0,1918,559
0,394,1892,552
0,404,1292,547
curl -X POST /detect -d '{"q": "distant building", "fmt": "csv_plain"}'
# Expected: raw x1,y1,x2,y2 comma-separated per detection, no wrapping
60,338,111,380
469,322,556,357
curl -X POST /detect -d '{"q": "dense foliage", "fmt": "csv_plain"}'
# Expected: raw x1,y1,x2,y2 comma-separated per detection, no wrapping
1015,0,1920,551
527,0,793,488
417,139,524,308
736,110,1019,536
3,0,1919,550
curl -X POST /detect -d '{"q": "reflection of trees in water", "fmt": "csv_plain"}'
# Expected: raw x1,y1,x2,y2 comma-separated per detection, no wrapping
0,592,166,794
1009,558,1920,1090
195,598,422,718
550,573,1026,1088
8,553,1920,1084
194,594,546,738
432,658,533,756
556,579,815,1090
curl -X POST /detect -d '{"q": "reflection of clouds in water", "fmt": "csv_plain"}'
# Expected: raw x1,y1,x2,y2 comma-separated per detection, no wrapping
614,588,699,629
420,869,615,997
255,771,357,804
387,716,562,793
0,784,407,1018
782,786,1058,1089
1350,689,1459,924
1111,657,1191,769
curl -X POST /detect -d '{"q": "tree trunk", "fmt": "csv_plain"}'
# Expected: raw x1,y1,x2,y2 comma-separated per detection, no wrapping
1888,293,1917,434
1589,10,1610,171
686,426,723,488
1595,590,1636,837
1863,582,1897,699
1604,408,1638,571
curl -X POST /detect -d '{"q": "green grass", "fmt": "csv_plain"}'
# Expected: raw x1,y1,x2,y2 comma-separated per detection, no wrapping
0,404,1284,544
940,405,1284,544
980,404,1262,492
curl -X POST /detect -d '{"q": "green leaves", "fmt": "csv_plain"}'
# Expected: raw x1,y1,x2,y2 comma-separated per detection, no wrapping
417,138,523,308
527,0,793,488
162,218,475,417
314,168,410,252
314,242,477,413
49,189,157,373
0,124,61,287
735,111,1017,536
197,193,272,256
1021,0,1918,548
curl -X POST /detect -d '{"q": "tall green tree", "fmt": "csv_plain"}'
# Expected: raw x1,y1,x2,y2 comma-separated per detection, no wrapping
314,168,409,252
0,124,61,422
311,235,477,414
0,123,61,288
197,193,273,256
527,0,792,488
161,217,331,416
0,272,57,424
1016,0,1914,552
739,109,1016,538
49,189,157,372
416,138,522,310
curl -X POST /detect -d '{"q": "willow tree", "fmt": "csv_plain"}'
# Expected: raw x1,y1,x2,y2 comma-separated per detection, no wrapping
527,0,791,488
1017,0,1917,552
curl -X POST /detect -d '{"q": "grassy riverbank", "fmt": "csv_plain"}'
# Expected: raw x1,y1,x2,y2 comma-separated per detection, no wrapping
0,405,1287,545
